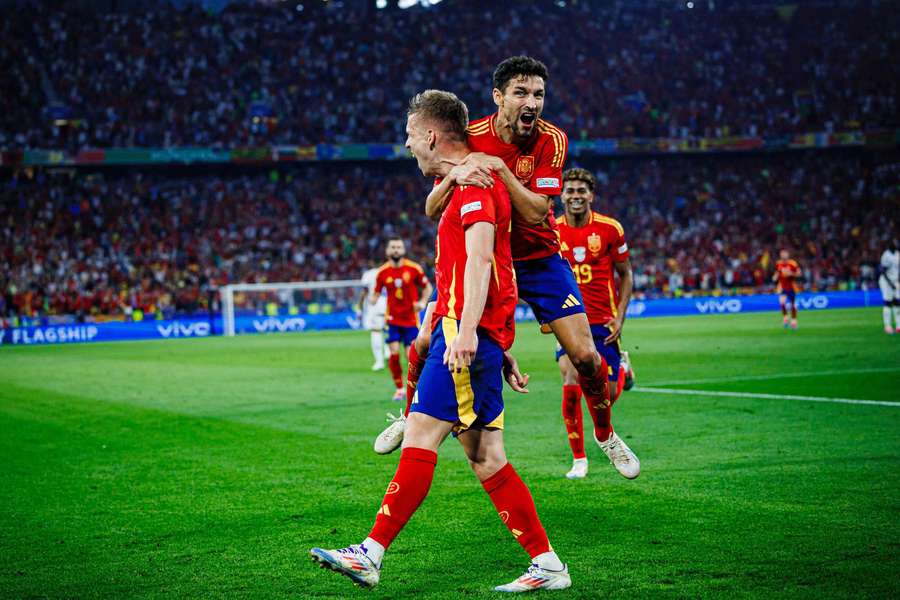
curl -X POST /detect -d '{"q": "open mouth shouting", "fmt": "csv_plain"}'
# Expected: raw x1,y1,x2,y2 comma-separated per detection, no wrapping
518,112,537,133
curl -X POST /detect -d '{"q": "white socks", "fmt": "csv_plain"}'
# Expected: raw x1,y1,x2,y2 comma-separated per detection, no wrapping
370,331,385,366
360,537,385,567
533,551,564,571
893,306,900,328
885,306,893,329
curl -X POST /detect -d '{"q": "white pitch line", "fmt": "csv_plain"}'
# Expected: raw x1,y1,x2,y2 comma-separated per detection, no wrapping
644,366,900,387
632,386,900,408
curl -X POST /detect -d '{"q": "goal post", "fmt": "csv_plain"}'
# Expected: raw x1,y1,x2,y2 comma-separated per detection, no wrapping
220,279,366,337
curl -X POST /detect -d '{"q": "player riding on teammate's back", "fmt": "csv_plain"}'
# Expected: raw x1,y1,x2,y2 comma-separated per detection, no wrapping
312,89,571,593
376,56,616,456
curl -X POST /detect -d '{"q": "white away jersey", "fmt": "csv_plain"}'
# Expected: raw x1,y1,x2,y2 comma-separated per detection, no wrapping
881,250,899,284
362,268,387,314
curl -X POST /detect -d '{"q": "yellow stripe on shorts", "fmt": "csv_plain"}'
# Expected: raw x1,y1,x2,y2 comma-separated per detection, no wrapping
441,317,477,429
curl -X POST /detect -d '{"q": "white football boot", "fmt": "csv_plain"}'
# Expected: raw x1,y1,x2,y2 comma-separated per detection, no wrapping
310,545,380,588
596,431,640,479
494,563,571,592
374,412,406,455
391,388,405,402
565,458,588,480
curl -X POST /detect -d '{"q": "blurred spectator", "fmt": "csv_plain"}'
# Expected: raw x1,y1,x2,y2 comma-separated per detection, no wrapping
2,152,897,321
1,0,898,151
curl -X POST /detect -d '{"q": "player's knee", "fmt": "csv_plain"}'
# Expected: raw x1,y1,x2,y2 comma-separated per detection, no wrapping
415,331,431,354
468,455,506,482
568,346,600,376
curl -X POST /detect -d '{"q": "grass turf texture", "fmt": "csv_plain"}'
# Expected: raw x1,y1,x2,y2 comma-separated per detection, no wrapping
1,307,898,599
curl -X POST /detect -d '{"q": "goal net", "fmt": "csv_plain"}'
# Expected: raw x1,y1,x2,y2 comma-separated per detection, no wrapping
220,280,366,337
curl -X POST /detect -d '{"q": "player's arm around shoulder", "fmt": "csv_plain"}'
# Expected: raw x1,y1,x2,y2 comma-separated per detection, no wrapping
424,162,495,220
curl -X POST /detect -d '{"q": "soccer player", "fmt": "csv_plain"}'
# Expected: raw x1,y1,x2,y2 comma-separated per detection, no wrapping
879,239,900,334
373,238,432,400
311,90,571,593
359,261,388,370
773,250,802,329
556,168,639,480
375,56,612,453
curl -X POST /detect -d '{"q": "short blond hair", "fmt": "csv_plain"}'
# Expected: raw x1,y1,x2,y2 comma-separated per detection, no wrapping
407,90,469,142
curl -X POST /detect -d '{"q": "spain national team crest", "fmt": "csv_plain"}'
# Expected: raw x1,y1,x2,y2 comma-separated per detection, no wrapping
573,246,587,263
515,155,534,180
588,233,602,254
402,272,411,283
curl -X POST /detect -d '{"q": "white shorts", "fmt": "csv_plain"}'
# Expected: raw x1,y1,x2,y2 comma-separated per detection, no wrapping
364,308,386,331
879,276,899,303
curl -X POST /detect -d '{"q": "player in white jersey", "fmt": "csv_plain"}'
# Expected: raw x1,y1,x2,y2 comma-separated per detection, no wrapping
879,240,900,334
360,264,389,370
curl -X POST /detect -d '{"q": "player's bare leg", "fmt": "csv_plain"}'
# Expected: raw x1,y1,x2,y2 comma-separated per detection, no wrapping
374,302,435,455
549,312,609,410
457,427,571,592
558,354,587,479
790,301,798,330
313,413,451,588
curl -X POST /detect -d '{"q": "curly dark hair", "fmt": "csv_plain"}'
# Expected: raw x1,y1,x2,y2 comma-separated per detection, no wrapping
563,167,596,191
492,56,550,93
407,89,469,142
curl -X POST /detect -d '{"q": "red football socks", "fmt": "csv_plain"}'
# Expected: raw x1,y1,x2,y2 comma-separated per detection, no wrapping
388,351,403,389
586,390,614,442
367,447,437,549
578,355,610,411
404,344,425,417
481,463,551,558
561,385,585,459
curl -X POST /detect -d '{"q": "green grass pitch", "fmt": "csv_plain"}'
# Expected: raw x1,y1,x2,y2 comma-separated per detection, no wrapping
1,307,898,599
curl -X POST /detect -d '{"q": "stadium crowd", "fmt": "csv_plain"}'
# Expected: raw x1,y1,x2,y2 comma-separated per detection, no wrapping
1,0,898,151
2,152,897,322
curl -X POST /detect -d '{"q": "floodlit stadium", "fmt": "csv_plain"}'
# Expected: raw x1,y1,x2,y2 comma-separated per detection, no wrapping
1,0,898,597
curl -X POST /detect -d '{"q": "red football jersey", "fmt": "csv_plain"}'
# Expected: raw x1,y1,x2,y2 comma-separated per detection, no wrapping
432,175,517,350
467,114,568,262
775,259,801,293
374,259,429,327
557,211,629,325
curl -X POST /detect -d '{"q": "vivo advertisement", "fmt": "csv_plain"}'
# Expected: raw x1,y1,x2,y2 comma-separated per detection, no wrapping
0,290,883,346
